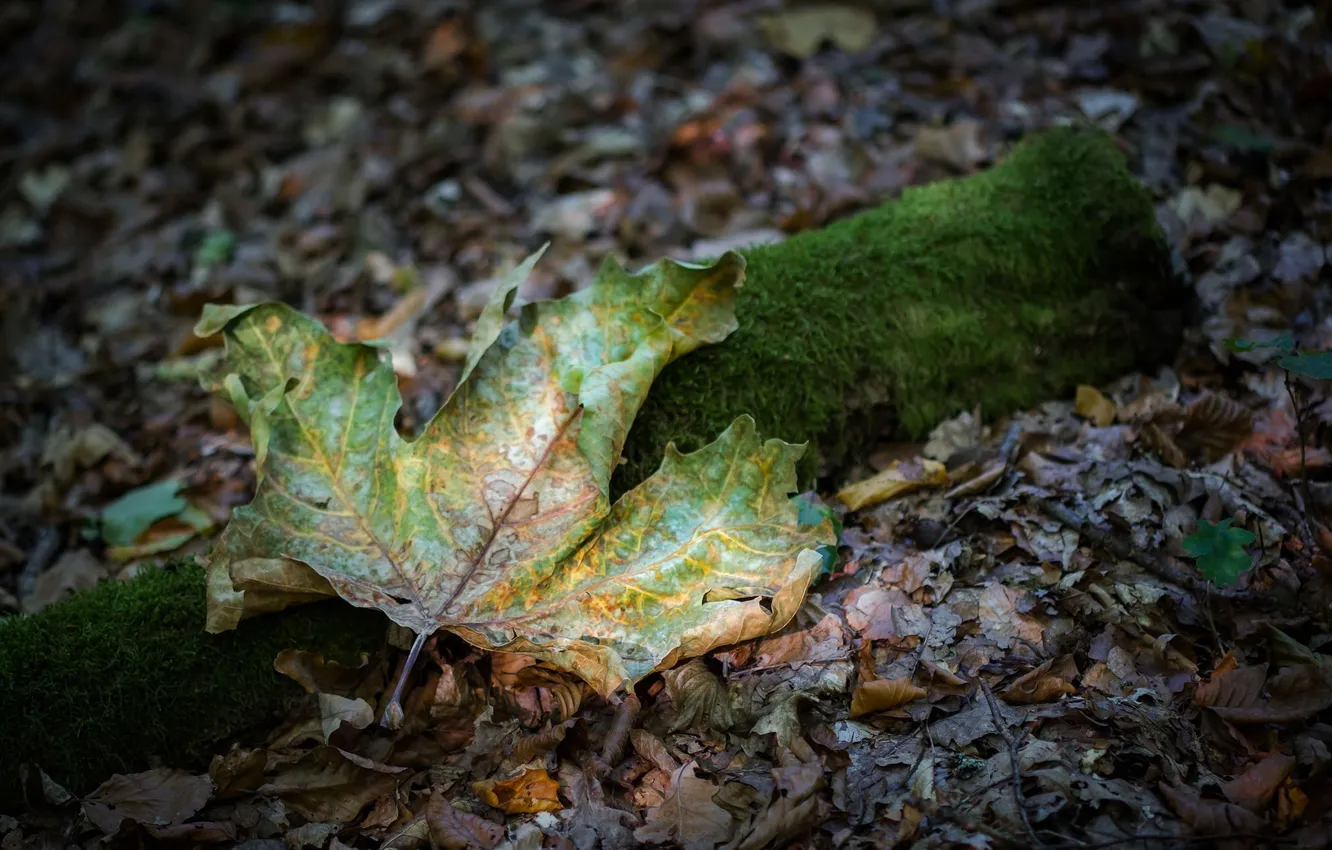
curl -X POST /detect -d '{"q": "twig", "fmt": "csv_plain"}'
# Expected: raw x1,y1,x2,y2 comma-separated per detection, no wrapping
727,654,851,677
979,680,1042,848
590,693,640,778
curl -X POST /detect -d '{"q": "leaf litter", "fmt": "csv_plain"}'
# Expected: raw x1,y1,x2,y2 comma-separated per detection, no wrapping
4,0,1332,848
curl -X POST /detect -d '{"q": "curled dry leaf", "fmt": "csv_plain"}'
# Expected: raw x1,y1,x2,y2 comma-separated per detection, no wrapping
82,768,213,835
662,658,735,732
197,249,832,698
274,648,374,695
427,789,504,849
472,767,563,814
849,677,927,717
1001,656,1078,705
1222,754,1296,813
732,762,825,850
836,457,947,511
1196,662,1332,723
1160,782,1266,834
318,693,374,741
1176,391,1254,463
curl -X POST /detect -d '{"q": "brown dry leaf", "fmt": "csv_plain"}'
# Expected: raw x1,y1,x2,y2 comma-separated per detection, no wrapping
1139,422,1188,468
1211,664,1332,724
209,748,267,799
1001,657,1078,704
1176,391,1254,463
850,678,927,717
258,746,406,823
1075,385,1117,427
421,18,469,72
733,762,825,850
274,648,374,695
82,768,213,835
21,548,106,613
633,762,733,850
1223,754,1296,813
978,584,1047,649
427,789,503,850
1195,664,1267,709
1160,782,1266,833
836,457,947,511
473,768,563,814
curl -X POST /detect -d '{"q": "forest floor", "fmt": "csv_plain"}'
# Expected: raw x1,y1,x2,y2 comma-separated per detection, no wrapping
3,0,1332,848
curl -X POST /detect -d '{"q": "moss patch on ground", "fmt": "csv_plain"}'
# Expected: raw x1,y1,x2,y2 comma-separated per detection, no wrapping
0,561,385,809
615,125,1182,493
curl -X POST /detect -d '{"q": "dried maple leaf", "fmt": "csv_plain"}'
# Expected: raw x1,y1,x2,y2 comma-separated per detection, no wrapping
198,250,832,700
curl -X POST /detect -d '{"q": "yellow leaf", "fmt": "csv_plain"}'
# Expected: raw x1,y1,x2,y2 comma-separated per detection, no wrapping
836,458,947,511
473,768,563,814
1075,384,1117,427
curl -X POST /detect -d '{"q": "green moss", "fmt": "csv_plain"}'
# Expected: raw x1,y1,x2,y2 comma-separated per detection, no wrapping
615,126,1182,492
0,561,384,809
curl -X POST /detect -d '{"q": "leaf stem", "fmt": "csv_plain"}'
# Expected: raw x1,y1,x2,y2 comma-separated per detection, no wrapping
381,630,429,727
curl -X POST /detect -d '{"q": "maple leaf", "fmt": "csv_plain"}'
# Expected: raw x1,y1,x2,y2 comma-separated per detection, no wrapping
1183,518,1255,586
197,249,832,700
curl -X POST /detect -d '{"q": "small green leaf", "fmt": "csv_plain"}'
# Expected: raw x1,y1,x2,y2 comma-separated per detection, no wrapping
100,480,188,546
194,230,235,270
1223,333,1294,354
1182,518,1255,586
1279,350,1332,380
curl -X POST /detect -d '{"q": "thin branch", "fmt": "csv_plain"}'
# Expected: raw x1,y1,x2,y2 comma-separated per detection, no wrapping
979,680,1042,848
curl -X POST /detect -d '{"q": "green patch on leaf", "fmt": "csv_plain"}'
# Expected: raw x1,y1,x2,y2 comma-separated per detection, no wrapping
1182,518,1255,586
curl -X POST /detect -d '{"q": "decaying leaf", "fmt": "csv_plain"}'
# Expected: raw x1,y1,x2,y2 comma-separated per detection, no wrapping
427,789,504,849
849,678,927,717
1160,782,1266,833
198,250,832,697
257,746,406,823
1001,656,1078,705
473,768,563,814
731,762,825,850
82,768,213,835
1222,754,1296,813
634,762,733,850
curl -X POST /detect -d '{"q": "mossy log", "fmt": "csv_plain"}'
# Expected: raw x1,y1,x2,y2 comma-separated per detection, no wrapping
0,127,1185,809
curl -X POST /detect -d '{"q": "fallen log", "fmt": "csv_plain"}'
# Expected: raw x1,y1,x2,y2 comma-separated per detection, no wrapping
0,126,1185,808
